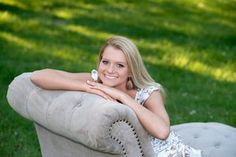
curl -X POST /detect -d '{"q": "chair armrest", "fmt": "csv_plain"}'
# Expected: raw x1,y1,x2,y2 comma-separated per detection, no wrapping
7,73,155,157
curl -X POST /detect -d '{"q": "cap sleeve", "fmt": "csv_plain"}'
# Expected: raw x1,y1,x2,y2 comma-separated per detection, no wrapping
135,85,160,105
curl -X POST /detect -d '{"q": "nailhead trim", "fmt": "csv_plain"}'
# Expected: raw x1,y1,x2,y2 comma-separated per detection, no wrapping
109,119,144,157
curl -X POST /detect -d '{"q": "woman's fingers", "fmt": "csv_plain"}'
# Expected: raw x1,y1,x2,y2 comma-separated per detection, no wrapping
86,80,104,90
86,80,119,101
96,91,114,101
85,80,110,99
87,86,115,101
86,80,96,86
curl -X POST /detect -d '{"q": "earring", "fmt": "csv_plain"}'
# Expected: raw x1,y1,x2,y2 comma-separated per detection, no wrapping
91,69,98,81
126,77,134,89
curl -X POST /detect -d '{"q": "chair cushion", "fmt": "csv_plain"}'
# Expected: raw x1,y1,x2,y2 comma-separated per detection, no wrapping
172,122,236,157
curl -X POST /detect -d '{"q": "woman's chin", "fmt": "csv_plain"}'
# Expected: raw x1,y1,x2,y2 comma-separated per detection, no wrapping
102,82,115,87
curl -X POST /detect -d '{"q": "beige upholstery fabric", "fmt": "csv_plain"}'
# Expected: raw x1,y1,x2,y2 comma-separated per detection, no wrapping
173,122,236,157
7,73,155,157
7,73,236,157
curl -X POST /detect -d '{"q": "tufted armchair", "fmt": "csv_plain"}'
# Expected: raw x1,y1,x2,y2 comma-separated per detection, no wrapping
7,73,236,157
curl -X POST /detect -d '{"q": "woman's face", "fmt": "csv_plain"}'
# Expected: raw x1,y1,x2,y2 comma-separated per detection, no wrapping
98,46,130,90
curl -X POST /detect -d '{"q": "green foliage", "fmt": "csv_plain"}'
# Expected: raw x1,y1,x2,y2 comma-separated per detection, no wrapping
0,0,235,156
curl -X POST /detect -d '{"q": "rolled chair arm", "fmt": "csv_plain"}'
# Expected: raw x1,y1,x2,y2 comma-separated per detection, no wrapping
7,73,155,157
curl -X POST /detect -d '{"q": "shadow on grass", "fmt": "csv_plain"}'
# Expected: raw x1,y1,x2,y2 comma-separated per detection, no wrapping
1,0,235,69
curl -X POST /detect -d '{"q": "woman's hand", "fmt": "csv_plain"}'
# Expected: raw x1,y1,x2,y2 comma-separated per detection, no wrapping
86,80,126,102
84,81,115,101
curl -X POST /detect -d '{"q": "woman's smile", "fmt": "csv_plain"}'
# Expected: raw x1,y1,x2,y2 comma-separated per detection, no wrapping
104,74,117,79
98,46,130,91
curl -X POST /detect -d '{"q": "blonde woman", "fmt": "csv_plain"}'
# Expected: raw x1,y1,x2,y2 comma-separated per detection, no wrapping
31,36,202,157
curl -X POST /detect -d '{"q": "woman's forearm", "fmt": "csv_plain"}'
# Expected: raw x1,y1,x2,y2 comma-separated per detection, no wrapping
120,94,170,140
131,103,169,140
30,69,87,91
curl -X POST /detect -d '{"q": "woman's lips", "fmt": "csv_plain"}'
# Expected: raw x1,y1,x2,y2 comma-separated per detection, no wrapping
104,74,117,79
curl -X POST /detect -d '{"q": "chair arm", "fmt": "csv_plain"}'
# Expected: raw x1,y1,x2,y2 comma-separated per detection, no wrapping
7,73,155,157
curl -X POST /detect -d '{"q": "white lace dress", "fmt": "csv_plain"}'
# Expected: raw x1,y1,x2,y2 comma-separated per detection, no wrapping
135,85,202,157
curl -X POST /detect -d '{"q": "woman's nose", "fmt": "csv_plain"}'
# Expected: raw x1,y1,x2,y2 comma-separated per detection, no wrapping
107,65,115,73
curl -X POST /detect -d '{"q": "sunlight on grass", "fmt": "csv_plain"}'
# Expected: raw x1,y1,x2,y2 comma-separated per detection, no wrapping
197,1,236,18
53,9,75,19
141,40,236,82
195,1,236,29
0,31,95,64
171,54,236,82
0,0,26,9
163,21,201,36
0,31,35,49
0,11,19,22
79,2,95,10
50,47,96,62
210,17,236,30
64,24,113,40
53,50,78,61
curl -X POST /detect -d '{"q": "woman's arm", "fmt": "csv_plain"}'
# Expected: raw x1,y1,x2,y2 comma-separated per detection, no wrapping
87,81,170,140
121,92,170,140
30,69,114,100
30,68,90,91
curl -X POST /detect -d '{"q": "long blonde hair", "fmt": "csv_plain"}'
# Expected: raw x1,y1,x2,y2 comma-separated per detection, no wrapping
98,36,166,99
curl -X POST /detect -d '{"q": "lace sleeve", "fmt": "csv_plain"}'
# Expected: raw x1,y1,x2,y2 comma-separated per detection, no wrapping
135,85,160,105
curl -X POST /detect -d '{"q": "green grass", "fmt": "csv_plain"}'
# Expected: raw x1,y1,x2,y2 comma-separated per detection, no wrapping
1,0,236,156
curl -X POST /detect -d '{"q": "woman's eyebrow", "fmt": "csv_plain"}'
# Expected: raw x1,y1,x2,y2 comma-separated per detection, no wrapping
102,58,127,65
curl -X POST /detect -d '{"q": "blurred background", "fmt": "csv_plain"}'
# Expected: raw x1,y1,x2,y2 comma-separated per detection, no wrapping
0,0,235,156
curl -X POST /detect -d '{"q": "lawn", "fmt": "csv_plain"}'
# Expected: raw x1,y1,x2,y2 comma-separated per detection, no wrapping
0,0,236,156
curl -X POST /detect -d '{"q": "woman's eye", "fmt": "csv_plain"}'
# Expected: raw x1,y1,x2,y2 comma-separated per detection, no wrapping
102,60,109,65
117,64,124,68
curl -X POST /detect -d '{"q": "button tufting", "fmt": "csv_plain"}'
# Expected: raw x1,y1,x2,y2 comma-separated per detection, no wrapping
214,142,221,148
225,135,230,138
193,134,199,139
109,119,145,157
76,103,82,107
